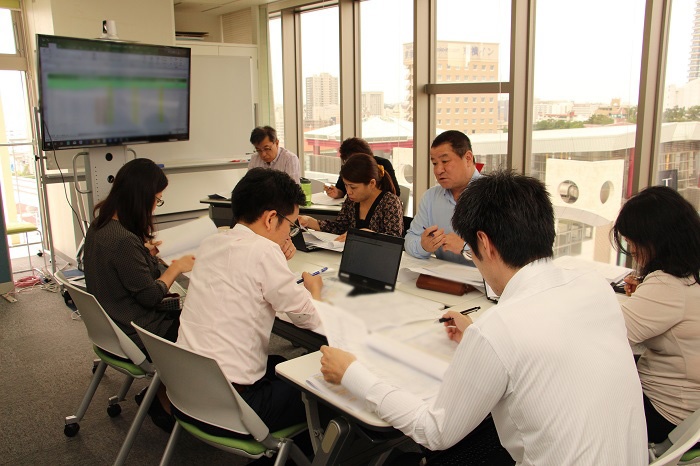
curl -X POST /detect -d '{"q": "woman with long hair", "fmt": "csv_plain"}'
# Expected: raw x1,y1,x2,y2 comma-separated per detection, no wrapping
84,158,194,348
83,158,195,432
300,153,403,239
612,186,700,445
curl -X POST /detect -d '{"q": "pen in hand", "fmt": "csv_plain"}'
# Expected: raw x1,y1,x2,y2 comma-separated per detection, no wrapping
436,306,480,323
297,267,328,284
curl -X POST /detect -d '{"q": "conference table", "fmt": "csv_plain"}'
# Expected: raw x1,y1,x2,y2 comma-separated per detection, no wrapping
274,248,494,465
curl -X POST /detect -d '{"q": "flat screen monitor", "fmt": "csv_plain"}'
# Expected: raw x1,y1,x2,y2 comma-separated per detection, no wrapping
37,34,191,151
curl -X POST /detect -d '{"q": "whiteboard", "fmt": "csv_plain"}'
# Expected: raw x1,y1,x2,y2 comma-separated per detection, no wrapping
132,54,255,162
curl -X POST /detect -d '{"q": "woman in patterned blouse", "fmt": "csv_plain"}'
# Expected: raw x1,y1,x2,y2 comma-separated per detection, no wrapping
299,153,404,239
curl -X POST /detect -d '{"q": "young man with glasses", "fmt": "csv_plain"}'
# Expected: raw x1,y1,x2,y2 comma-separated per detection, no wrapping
177,168,321,433
247,125,300,183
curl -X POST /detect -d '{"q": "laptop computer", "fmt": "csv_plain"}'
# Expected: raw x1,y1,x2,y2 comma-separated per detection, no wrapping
292,229,321,252
338,228,405,295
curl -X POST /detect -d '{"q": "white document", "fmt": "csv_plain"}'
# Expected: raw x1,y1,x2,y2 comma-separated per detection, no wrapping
553,255,632,283
311,192,345,206
154,216,218,265
303,230,345,252
407,262,483,287
306,372,368,412
313,299,452,400
327,291,444,333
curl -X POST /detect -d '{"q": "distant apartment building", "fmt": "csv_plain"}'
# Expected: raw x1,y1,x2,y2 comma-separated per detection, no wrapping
304,72,339,127
593,98,629,122
571,102,602,121
665,78,700,109
689,0,700,81
533,100,574,121
362,92,384,117
403,40,500,135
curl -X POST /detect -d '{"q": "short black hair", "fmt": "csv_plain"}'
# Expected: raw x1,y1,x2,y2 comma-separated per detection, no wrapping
452,170,554,268
339,137,373,161
231,168,306,224
250,126,278,145
92,158,168,241
613,186,700,284
431,130,472,157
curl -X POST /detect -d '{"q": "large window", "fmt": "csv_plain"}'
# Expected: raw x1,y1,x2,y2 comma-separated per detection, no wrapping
266,0,686,266
0,8,41,258
434,0,511,173
359,0,414,191
300,6,340,184
656,0,700,209
531,0,645,263
268,16,285,146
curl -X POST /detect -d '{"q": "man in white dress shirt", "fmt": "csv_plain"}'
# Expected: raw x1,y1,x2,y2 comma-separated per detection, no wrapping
178,168,321,432
247,125,300,183
320,171,647,465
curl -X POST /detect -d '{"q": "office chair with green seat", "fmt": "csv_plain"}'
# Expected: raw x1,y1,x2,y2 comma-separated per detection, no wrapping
649,408,700,465
54,271,156,439
132,323,312,466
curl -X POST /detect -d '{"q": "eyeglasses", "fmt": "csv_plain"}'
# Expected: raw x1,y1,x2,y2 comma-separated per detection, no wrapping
254,146,275,154
461,242,473,261
155,196,165,207
277,213,306,237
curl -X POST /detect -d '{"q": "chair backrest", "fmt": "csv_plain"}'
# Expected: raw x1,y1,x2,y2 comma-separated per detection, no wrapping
132,323,270,441
398,185,410,215
402,216,413,237
652,408,700,465
54,271,148,367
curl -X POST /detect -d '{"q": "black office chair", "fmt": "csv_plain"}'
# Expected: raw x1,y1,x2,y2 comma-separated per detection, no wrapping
402,216,413,237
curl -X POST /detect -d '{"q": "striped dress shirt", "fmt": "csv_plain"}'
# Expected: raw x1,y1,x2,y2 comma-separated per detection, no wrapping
342,259,648,465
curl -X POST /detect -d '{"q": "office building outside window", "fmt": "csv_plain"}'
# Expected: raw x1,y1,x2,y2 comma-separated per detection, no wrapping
530,0,644,263
299,6,340,183
656,0,700,208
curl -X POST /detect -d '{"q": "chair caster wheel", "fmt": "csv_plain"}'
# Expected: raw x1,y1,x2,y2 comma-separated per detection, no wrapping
64,423,80,437
107,404,122,417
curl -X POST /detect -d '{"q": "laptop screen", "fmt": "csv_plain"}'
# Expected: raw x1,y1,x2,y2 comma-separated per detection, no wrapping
338,229,405,292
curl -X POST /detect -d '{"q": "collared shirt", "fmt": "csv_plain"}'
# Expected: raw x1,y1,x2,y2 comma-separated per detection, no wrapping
621,270,700,425
177,224,320,385
342,260,647,465
248,146,300,183
404,170,482,264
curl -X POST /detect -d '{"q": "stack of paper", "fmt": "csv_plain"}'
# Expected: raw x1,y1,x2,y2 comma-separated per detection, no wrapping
553,255,632,283
311,192,345,206
405,262,483,287
312,299,456,401
154,216,219,265
303,230,345,252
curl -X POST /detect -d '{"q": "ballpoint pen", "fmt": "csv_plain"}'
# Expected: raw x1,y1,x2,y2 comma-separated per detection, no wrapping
436,306,481,323
297,267,328,284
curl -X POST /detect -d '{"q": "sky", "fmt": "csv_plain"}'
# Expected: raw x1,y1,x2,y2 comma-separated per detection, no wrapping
270,0,695,107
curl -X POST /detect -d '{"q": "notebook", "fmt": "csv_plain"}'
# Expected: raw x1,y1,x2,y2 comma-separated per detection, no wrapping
338,228,405,295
